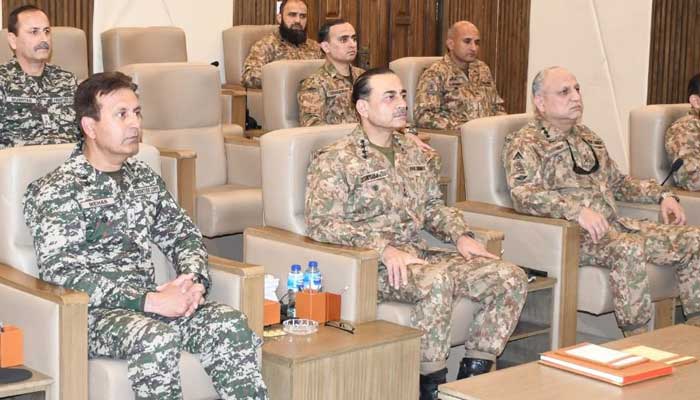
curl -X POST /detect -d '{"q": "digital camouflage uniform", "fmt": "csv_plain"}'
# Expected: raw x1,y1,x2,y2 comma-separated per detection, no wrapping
305,125,527,374
665,107,700,191
0,57,80,149
503,118,700,332
242,30,322,89
414,55,505,130
23,145,267,400
297,61,364,126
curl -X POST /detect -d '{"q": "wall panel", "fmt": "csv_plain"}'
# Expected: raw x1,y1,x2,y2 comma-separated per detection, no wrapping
232,0,275,25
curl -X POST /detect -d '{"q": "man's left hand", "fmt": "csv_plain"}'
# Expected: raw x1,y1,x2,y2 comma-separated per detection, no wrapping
456,235,499,260
661,196,686,225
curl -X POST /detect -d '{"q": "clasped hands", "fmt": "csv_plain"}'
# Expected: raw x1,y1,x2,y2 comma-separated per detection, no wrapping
144,273,205,318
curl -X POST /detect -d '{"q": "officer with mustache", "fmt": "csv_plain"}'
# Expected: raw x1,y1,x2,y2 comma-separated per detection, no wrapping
0,5,80,149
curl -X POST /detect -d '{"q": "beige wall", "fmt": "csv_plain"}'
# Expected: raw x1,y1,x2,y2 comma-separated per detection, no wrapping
527,0,653,173
92,0,232,80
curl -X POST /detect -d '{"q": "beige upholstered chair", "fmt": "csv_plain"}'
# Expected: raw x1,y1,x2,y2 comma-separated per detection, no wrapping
245,124,506,380
222,25,278,127
0,143,263,400
261,59,324,130
458,114,679,346
629,104,700,225
119,62,262,240
1,27,89,81
391,56,461,205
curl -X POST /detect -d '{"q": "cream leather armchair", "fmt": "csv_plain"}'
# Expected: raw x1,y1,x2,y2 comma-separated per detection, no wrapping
0,143,263,400
261,59,324,130
1,27,89,81
629,104,700,225
458,114,679,347
119,63,263,241
245,124,505,361
391,56,461,204
222,25,278,128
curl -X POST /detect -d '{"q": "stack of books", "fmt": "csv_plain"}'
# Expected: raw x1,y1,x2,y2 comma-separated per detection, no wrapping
539,343,696,386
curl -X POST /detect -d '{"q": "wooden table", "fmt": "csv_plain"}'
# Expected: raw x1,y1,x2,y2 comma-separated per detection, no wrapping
439,325,700,400
263,320,421,400
0,366,52,399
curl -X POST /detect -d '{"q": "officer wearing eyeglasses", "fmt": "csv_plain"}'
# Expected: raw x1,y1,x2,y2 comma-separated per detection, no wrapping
503,66,700,337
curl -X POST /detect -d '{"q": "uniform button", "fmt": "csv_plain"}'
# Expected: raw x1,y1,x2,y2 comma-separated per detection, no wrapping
372,185,379,191
101,216,108,222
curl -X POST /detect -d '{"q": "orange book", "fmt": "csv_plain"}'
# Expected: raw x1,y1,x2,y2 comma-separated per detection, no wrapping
539,343,673,386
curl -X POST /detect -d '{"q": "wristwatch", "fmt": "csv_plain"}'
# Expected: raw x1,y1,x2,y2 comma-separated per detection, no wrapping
659,192,680,204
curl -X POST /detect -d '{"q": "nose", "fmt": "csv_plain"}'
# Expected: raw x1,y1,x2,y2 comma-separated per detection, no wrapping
571,89,582,102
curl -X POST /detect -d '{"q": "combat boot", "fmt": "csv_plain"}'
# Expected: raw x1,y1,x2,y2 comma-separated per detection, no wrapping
456,357,493,379
419,367,447,400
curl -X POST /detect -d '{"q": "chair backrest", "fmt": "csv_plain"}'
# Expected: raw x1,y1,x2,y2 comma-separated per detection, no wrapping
389,56,441,123
260,123,357,234
629,103,689,183
101,27,187,72
222,25,278,86
1,27,89,81
0,143,162,277
120,62,227,190
461,113,532,207
262,59,325,130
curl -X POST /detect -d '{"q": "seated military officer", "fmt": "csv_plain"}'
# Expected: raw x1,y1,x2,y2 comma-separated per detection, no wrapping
305,67,528,400
665,73,700,191
414,20,505,130
0,5,80,149
297,19,364,127
23,72,267,400
503,66,700,337
241,0,322,89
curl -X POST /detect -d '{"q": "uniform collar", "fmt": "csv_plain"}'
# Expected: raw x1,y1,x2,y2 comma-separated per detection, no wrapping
69,143,137,184
322,60,355,80
6,56,50,79
350,124,406,160
535,117,577,141
443,53,478,76
690,107,700,119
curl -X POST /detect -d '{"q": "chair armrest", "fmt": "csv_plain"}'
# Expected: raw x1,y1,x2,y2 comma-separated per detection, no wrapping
244,226,379,323
244,129,267,139
155,147,197,221
221,88,247,129
618,201,661,222
224,136,261,187
470,226,505,255
208,256,265,336
0,263,88,400
455,200,580,348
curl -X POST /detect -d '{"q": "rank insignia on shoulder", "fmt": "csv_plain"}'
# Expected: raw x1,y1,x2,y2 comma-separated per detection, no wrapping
513,151,524,160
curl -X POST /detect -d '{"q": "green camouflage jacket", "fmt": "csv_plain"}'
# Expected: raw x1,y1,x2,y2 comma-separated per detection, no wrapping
23,145,209,311
305,125,470,256
665,108,700,191
414,54,505,130
0,58,80,149
298,61,364,126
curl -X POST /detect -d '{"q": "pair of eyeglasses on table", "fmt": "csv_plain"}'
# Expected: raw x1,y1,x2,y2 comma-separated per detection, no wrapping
325,320,355,334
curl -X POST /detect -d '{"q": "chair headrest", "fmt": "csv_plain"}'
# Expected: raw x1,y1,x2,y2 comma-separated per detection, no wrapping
389,57,442,123
222,25,278,85
101,26,187,72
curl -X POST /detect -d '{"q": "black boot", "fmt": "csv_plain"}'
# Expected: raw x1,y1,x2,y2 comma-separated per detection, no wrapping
456,358,494,379
419,368,447,400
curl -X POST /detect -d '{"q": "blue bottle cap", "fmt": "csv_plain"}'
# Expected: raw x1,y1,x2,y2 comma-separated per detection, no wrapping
291,264,301,272
308,261,318,267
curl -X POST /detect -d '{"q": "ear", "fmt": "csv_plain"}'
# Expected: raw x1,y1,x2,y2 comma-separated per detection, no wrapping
445,37,454,53
533,94,545,114
320,41,330,54
356,99,370,119
689,94,700,109
7,32,17,51
276,13,282,24
80,116,97,141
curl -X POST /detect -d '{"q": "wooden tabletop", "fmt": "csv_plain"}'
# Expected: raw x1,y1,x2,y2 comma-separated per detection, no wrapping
263,320,422,365
439,325,700,400
0,366,52,397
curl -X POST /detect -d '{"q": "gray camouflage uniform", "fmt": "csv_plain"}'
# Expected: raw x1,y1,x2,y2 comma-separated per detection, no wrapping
503,118,700,332
305,125,527,374
0,57,80,149
23,145,267,400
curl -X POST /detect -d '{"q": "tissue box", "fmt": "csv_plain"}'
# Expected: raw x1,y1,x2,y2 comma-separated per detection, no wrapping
264,300,281,326
0,325,23,367
296,292,341,323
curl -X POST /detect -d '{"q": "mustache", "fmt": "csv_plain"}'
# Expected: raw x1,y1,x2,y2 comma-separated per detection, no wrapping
34,42,50,51
393,108,407,118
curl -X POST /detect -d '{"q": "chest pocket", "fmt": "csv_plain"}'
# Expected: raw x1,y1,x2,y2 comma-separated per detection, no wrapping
541,143,591,190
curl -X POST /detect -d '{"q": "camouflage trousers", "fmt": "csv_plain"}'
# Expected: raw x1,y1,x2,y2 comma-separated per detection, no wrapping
88,301,268,400
580,219,700,331
377,249,528,375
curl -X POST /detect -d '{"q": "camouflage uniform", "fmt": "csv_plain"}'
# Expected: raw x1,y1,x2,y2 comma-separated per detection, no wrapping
414,55,505,130
665,107,700,191
297,61,364,126
503,118,700,331
0,57,80,149
305,125,527,374
241,30,322,89
23,145,267,400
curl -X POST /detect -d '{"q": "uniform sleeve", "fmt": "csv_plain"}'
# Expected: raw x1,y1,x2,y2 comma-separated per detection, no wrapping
304,152,392,256
421,153,471,244
241,39,272,89
414,67,452,130
665,121,700,191
149,175,210,290
484,68,506,115
23,182,149,311
503,138,583,221
297,77,325,126
606,154,666,204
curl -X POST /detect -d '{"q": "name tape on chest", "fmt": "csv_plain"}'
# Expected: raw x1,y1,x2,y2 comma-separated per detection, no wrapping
132,185,160,196
5,96,74,106
80,197,116,209
408,164,427,172
327,88,350,97
360,169,388,183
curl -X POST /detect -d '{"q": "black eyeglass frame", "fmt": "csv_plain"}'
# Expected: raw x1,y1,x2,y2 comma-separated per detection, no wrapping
565,138,600,175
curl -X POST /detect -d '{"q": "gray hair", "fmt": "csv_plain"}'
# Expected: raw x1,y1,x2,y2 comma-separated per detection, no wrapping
531,66,562,97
